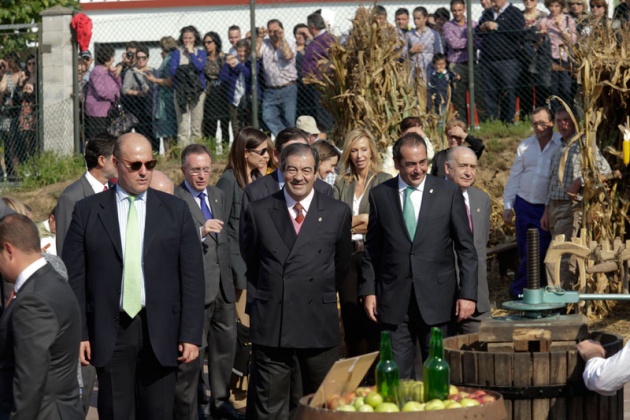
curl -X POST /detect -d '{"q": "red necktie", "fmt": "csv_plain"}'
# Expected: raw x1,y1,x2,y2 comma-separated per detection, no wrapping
294,203,304,224
466,203,473,233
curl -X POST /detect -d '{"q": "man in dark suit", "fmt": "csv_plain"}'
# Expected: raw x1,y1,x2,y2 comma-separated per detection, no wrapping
63,133,205,419
241,143,352,419
241,127,333,213
56,132,118,256
444,146,491,334
174,144,241,420
360,133,478,379
0,214,83,420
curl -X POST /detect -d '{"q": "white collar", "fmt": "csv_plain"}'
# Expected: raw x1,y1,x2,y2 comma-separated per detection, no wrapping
398,176,426,193
115,184,147,202
85,170,108,194
14,257,47,294
283,187,315,213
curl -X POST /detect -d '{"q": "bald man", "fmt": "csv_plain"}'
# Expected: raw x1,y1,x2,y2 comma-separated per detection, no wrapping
149,170,174,195
63,133,205,419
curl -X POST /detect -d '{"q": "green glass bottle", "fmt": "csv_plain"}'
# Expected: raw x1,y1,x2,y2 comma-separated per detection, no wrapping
423,327,450,401
375,331,400,404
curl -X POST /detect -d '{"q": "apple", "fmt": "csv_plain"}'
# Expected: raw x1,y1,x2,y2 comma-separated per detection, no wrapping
445,400,462,409
355,386,373,397
469,390,486,399
364,391,383,408
375,402,400,412
358,404,375,412
326,395,341,410
459,391,470,398
341,391,356,405
353,396,365,409
460,398,481,407
402,401,425,412
449,384,459,395
336,404,357,412
425,399,446,410
449,393,463,402
481,394,497,404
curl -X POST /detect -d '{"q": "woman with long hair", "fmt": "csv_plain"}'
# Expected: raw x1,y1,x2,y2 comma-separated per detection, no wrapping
146,36,177,153
334,128,391,357
202,31,229,147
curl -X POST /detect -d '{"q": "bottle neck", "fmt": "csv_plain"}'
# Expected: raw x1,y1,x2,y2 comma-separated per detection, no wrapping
432,328,444,359
380,331,393,360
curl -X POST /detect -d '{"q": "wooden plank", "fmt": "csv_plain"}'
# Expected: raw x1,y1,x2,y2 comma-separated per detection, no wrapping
494,353,512,420
477,352,494,389
488,343,514,353
512,352,532,420
565,350,583,419
479,317,589,343
448,350,463,385
462,350,478,386
512,328,551,352
532,352,550,419
549,351,567,419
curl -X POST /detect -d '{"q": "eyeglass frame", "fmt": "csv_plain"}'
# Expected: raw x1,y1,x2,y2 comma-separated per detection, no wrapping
116,158,158,172
247,147,269,156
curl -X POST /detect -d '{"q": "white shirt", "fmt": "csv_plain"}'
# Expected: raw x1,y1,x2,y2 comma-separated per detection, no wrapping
85,170,108,194
398,176,425,222
492,2,511,20
582,340,630,396
184,180,212,240
116,185,147,307
503,132,562,209
283,187,314,220
14,257,47,294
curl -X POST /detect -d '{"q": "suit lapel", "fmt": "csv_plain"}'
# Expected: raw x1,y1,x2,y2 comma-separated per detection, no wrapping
269,192,297,251
98,189,123,260
415,176,437,244
143,189,161,258
386,178,410,241
179,182,206,227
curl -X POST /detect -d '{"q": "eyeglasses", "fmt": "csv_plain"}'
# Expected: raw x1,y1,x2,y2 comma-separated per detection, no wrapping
136,56,148,61
204,40,214,45
569,2,583,5
117,158,157,171
532,121,551,127
247,148,268,156
188,167,211,175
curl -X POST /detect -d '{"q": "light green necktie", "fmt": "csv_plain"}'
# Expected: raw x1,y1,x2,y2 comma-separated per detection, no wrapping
403,186,417,239
122,195,142,318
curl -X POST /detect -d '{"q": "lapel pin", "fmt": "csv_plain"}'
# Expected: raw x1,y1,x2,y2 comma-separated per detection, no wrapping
477,208,480,213
214,199,218,203
429,189,433,194
318,217,323,222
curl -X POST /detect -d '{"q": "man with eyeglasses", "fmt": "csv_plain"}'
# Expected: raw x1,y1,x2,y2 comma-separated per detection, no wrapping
502,107,561,297
174,144,242,420
63,133,205,419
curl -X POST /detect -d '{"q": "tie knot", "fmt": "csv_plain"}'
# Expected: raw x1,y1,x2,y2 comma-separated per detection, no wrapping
198,192,206,199
128,195,136,204
294,202,304,212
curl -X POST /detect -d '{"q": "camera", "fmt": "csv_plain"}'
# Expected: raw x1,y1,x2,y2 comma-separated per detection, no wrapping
126,51,135,59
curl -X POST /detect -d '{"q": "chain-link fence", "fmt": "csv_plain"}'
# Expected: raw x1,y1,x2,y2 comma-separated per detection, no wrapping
77,0,623,150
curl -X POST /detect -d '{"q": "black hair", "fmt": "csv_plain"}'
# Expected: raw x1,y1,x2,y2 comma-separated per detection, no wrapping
85,132,117,170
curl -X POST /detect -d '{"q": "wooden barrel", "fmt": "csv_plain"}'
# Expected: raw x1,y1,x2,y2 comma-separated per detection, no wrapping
295,387,506,419
444,331,623,420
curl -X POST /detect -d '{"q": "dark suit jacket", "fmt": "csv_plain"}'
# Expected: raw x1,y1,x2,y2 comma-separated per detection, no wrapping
0,263,83,420
360,175,478,326
241,190,352,349
468,186,491,316
56,173,94,256
63,187,205,368
175,182,234,304
241,169,333,214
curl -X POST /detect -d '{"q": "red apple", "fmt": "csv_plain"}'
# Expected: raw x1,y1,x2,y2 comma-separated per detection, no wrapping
449,394,463,402
481,394,496,404
327,395,341,410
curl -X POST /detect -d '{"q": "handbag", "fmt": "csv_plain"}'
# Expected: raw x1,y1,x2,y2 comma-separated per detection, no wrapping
107,97,138,137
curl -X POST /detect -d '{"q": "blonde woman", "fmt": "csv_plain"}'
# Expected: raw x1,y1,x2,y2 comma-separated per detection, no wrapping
334,128,391,357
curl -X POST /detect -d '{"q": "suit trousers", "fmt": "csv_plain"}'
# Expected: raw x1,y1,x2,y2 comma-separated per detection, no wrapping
246,345,338,420
96,310,177,420
174,290,237,419
382,290,449,380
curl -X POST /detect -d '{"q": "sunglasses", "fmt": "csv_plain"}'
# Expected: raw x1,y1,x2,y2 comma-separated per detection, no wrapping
136,56,148,61
590,4,604,7
247,148,268,156
117,158,157,171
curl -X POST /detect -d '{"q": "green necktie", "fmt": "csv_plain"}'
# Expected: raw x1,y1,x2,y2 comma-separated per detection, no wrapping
122,195,142,318
403,186,417,239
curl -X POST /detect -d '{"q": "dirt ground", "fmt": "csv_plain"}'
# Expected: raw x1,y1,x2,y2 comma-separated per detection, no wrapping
9,133,630,343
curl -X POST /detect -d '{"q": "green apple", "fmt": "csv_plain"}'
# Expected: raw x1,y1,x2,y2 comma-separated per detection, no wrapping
449,384,459,395
412,381,424,402
375,402,400,412
402,401,425,412
355,386,373,397
460,398,481,407
353,396,365,408
358,404,375,412
445,400,462,409
364,391,383,408
425,399,446,410
336,404,356,412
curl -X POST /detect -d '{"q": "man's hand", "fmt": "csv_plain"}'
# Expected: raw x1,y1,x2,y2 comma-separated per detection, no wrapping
455,299,475,322
577,339,606,362
409,43,424,54
351,214,369,235
567,178,582,200
502,209,514,226
202,219,224,237
79,341,91,366
178,343,199,363
540,207,549,231
404,126,428,139
364,295,378,323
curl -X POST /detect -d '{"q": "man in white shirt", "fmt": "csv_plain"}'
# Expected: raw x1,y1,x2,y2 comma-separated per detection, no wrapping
227,25,241,56
55,133,118,256
502,107,561,297
578,338,630,396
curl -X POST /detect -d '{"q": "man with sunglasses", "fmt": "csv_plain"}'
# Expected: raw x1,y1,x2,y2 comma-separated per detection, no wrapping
174,144,242,420
63,133,205,419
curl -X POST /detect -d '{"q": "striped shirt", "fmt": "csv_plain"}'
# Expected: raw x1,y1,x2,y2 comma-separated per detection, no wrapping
259,37,297,87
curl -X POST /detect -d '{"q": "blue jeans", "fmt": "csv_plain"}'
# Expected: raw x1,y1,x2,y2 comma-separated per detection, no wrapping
262,83,297,136
481,59,520,123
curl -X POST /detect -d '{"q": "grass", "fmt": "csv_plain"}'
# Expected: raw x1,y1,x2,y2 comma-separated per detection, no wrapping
16,151,86,191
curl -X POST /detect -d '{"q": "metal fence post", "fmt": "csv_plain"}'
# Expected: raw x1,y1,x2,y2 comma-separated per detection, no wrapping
250,0,259,129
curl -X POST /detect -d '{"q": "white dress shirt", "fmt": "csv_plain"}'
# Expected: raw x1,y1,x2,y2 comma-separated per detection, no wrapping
503,132,562,209
85,170,108,194
14,257,47,294
582,340,630,396
116,185,147,308
398,176,425,223
284,187,314,220
183,180,212,240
